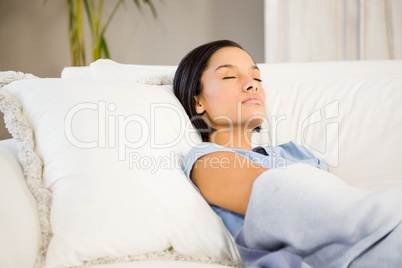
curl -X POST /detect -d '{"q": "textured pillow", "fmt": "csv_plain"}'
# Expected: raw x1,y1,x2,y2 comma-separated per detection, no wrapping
0,73,240,268
259,77,402,191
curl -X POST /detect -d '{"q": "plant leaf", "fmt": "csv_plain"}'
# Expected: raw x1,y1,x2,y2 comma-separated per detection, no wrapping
100,37,110,59
100,0,123,37
143,0,157,18
82,0,93,33
131,0,157,18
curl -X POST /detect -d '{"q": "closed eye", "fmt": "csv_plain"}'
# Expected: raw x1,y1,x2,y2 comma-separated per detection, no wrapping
254,78,263,82
223,76,236,80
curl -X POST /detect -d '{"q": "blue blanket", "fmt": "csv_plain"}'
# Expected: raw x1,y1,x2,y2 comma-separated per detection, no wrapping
235,164,402,268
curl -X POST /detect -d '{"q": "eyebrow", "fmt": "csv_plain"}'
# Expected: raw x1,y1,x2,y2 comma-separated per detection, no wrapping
214,64,260,72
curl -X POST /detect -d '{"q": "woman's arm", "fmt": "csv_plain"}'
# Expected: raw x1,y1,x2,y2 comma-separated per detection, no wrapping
191,151,268,215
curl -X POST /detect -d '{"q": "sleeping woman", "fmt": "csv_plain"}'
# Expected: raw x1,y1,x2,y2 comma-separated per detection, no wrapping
173,40,402,268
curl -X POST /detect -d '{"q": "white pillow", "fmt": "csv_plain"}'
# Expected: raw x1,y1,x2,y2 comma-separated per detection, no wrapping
0,76,240,268
90,59,177,84
61,66,91,80
61,60,177,85
259,77,402,191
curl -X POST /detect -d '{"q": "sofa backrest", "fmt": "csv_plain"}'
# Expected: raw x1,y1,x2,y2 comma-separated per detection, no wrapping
62,59,402,190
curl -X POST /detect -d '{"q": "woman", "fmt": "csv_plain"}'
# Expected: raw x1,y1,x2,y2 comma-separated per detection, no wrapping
174,40,402,268
173,40,326,237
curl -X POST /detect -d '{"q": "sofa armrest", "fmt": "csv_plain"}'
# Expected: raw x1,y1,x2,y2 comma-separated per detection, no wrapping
0,139,39,268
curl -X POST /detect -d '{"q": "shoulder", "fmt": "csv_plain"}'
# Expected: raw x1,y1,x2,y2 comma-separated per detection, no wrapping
189,145,268,215
182,142,267,177
182,142,234,177
187,142,235,156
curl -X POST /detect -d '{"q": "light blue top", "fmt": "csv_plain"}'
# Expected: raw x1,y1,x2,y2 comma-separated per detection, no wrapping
182,141,328,237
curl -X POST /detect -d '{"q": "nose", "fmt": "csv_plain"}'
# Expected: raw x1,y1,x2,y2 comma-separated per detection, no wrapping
242,79,259,93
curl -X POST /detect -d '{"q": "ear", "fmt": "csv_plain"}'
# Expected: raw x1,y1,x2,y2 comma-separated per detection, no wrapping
193,96,205,114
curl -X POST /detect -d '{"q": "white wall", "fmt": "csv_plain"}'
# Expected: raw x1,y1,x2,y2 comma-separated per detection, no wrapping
0,0,265,78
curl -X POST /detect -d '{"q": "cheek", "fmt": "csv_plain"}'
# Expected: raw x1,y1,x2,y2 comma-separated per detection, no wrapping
202,92,238,120
203,85,229,105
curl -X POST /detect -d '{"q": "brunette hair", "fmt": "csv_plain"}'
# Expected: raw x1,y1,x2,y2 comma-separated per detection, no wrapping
173,40,244,142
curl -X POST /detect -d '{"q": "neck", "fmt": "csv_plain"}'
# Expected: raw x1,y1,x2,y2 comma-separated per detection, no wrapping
208,127,253,151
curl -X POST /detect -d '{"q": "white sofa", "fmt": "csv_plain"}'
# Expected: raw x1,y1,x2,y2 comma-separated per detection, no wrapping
1,59,402,268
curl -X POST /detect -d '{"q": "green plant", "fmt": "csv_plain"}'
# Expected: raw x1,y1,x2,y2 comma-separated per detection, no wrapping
45,0,157,66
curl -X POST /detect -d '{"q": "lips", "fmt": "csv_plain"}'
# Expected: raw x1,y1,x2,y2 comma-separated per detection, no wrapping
242,95,262,104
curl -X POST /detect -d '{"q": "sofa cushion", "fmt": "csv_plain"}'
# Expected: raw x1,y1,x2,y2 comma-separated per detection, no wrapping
0,139,39,268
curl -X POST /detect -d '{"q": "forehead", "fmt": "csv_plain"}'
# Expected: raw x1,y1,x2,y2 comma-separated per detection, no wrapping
207,47,255,68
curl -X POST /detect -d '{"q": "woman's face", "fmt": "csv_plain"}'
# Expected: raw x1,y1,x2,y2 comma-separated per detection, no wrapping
195,46,266,131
